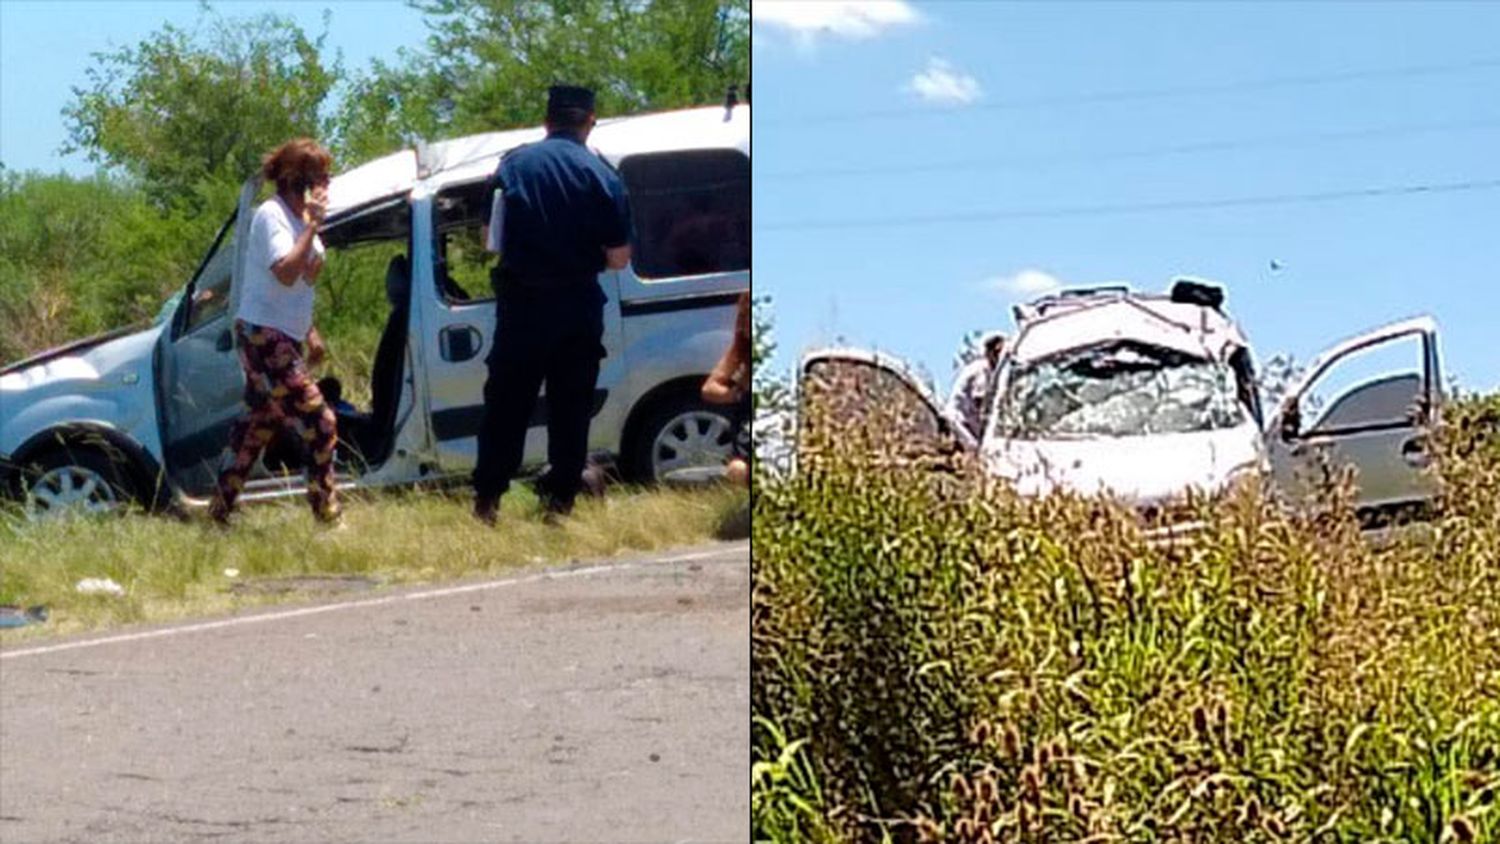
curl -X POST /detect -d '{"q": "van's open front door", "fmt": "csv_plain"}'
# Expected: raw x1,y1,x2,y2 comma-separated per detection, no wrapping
1265,316,1441,514
797,349,974,470
154,178,260,497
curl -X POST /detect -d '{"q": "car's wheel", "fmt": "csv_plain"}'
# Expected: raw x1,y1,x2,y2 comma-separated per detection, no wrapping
625,395,735,484
20,447,143,519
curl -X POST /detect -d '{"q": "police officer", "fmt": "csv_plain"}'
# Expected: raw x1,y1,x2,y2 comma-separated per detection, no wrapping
473,84,632,526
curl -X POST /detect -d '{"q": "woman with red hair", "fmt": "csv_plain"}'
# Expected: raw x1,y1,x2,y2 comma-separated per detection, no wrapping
209,138,341,525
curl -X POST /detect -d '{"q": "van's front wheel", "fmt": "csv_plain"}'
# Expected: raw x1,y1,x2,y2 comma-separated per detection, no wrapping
20,447,143,520
624,395,735,484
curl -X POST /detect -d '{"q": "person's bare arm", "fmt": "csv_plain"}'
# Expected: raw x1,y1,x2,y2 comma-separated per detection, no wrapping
702,294,750,404
604,244,631,270
271,225,320,286
701,340,747,404
304,251,325,284
271,188,328,286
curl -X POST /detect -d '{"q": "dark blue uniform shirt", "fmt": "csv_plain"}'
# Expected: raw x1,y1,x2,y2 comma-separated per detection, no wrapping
486,133,632,287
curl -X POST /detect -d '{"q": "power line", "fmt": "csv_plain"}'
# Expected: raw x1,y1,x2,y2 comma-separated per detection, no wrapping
758,56,1500,127
756,177,1500,232
758,117,1500,181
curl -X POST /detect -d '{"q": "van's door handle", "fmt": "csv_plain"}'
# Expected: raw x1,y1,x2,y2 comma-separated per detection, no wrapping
1401,435,1430,468
439,325,483,362
1291,436,1329,459
216,329,233,352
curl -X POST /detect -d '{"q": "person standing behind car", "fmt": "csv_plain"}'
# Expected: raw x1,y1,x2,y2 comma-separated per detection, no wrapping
209,138,340,526
946,331,1006,441
701,292,751,486
473,85,632,526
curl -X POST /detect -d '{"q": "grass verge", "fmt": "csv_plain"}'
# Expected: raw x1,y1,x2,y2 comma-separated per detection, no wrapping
0,483,747,644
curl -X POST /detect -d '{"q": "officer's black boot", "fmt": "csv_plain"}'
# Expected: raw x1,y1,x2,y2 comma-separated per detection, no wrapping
542,497,573,523
534,472,574,523
474,496,500,527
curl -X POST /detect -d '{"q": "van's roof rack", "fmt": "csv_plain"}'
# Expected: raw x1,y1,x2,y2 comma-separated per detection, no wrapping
1012,284,1133,323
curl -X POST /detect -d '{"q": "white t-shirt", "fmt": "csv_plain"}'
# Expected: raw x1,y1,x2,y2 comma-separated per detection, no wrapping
946,356,993,440
236,195,324,341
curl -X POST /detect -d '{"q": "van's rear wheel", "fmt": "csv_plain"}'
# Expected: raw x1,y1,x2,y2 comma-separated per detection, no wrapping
625,396,735,484
21,448,142,519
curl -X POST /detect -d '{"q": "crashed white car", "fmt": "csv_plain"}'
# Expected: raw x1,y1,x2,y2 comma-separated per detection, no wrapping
983,281,1264,507
801,279,1444,519
1,104,749,517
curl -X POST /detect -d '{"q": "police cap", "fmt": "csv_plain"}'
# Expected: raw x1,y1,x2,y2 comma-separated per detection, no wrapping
547,84,596,115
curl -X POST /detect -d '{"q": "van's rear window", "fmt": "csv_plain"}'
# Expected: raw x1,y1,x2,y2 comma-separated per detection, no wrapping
619,149,749,280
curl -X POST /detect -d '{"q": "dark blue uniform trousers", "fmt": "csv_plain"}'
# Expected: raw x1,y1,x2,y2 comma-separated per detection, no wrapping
473,285,604,505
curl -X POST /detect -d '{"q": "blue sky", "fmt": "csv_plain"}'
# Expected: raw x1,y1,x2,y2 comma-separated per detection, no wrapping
752,1,1500,395
0,0,428,176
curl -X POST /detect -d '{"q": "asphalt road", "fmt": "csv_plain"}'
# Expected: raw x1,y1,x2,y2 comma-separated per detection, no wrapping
0,542,749,843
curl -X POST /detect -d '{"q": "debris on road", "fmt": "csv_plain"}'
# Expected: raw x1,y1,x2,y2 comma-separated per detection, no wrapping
0,605,49,628
75,578,125,596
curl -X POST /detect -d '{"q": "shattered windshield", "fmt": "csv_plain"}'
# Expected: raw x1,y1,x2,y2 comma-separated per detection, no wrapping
998,341,1246,439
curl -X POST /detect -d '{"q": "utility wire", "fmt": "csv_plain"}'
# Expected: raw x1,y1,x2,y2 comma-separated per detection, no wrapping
759,56,1500,126
758,117,1500,181
757,177,1500,232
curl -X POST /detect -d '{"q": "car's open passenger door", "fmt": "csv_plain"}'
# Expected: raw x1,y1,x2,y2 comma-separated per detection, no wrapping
1265,316,1441,514
797,348,974,470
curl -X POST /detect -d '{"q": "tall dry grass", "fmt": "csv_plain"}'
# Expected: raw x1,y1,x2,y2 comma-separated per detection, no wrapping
752,377,1499,842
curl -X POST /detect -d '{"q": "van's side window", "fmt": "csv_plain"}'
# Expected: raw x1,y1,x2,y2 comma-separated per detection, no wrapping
183,226,235,335
618,149,749,279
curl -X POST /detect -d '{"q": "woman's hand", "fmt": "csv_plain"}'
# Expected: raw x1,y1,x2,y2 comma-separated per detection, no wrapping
306,185,329,227
701,371,742,405
274,184,329,286
306,327,328,368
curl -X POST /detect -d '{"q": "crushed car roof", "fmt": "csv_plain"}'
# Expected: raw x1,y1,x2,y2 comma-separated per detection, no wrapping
1009,289,1251,365
325,104,749,218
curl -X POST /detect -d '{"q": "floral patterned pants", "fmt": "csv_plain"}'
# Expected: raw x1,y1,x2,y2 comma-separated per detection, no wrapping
210,322,340,522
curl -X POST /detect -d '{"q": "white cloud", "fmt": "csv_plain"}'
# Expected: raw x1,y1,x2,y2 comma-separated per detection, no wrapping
753,1,920,44
983,269,1065,298
905,57,982,105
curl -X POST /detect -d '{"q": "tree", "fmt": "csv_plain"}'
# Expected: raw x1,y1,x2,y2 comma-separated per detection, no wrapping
62,7,341,213
1259,353,1309,414
333,0,748,162
751,296,797,476
0,171,207,361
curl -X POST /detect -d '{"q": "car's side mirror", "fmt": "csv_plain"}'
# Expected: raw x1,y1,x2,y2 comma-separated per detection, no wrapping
1280,400,1301,441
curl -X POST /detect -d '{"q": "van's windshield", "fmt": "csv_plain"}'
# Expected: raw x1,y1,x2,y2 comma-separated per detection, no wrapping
998,341,1246,439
